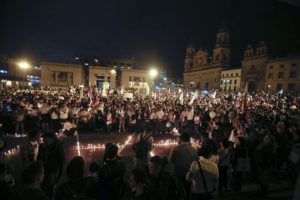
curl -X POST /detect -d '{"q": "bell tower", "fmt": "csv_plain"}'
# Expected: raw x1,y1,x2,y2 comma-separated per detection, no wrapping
212,26,230,65
184,44,195,72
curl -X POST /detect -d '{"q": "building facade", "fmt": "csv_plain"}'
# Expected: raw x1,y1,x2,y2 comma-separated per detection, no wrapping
88,66,116,88
40,62,116,88
265,56,300,92
120,69,150,89
241,42,300,92
40,62,82,87
220,68,241,91
183,27,230,89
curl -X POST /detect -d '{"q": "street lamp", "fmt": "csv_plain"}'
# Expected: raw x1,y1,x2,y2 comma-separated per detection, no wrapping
17,61,30,70
149,68,158,79
110,69,116,75
148,68,158,90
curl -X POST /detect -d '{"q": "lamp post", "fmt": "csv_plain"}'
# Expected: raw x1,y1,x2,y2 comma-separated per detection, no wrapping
17,60,31,88
148,68,158,89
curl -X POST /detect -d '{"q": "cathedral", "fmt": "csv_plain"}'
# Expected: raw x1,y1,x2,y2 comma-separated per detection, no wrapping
183,27,231,89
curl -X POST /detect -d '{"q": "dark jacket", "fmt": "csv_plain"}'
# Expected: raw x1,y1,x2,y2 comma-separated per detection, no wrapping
98,159,125,200
55,177,97,200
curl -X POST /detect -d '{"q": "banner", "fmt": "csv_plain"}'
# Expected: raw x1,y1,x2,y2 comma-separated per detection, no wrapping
123,92,133,99
102,81,109,97
146,84,150,96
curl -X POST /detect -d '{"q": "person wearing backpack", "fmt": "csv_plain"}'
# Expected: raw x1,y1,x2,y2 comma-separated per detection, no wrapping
186,144,219,200
132,132,153,169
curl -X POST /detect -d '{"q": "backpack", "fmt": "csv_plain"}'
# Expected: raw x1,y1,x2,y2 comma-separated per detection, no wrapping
132,134,152,159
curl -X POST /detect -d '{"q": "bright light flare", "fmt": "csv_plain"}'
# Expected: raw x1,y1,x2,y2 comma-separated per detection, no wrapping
110,69,116,75
149,68,158,78
18,61,30,69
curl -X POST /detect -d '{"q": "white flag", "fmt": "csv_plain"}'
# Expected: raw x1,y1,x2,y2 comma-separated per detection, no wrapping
179,92,184,105
146,84,150,96
189,91,199,105
210,91,217,99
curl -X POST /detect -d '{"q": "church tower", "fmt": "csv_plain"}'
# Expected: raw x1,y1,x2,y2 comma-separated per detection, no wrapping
212,26,230,65
184,44,195,72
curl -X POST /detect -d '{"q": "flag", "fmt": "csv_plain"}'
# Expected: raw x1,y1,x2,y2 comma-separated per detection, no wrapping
189,91,199,105
242,83,248,113
242,82,251,124
179,92,184,105
210,91,217,99
146,84,150,96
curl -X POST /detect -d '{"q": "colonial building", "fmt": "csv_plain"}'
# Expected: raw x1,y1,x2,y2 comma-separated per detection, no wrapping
241,41,300,92
120,69,151,90
265,56,300,92
220,68,241,91
40,62,116,88
183,27,231,89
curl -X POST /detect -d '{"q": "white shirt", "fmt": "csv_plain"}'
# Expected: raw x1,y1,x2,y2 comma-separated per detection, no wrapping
60,107,69,119
156,110,164,120
187,109,194,121
186,156,219,194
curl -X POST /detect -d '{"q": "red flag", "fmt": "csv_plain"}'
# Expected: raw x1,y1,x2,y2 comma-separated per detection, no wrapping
242,82,248,113
242,82,250,124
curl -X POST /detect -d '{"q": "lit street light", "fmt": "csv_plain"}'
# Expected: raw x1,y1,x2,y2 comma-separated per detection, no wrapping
110,69,116,75
18,61,30,70
149,68,158,79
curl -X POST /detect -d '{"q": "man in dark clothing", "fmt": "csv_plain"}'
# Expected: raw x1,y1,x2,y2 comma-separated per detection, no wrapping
148,156,186,200
55,156,97,200
37,131,64,199
20,161,49,200
98,144,125,200
169,132,198,199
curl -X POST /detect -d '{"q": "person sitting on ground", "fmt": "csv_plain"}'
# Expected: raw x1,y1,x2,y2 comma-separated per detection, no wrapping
20,161,49,200
59,118,77,136
55,156,97,200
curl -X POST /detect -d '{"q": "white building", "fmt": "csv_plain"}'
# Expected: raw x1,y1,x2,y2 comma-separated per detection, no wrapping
220,68,241,91
121,69,151,89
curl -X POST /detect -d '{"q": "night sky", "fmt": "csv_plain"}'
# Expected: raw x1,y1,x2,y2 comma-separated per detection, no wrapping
0,0,300,79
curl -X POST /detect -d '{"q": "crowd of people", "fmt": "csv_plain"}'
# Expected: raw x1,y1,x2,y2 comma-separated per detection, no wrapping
0,86,300,200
